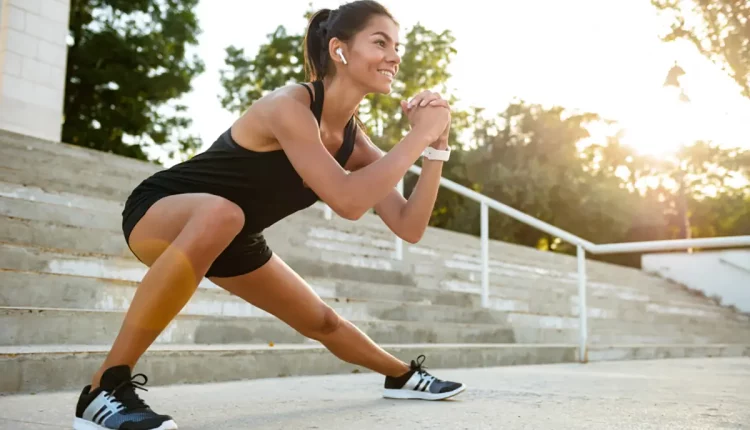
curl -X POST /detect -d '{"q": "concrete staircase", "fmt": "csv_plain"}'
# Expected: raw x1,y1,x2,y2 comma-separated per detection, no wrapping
1,129,749,394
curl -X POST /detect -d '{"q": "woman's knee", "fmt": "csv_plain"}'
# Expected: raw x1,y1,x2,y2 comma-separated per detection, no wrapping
302,304,342,340
128,194,245,267
191,197,246,240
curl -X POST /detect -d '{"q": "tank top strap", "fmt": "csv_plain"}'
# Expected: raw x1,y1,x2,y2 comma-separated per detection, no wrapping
335,116,357,167
299,80,355,168
298,83,314,107
297,81,324,124
311,80,325,123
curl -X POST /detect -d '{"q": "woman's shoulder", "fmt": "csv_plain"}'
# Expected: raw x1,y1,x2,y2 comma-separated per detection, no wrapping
237,83,316,128
254,82,315,111
230,82,318,150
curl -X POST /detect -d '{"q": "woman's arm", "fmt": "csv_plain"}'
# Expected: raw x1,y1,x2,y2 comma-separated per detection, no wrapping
262,93,449,220
348,127,449,243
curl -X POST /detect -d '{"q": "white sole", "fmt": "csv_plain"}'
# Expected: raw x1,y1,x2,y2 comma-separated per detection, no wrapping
383,384,466,401
73,417,178,429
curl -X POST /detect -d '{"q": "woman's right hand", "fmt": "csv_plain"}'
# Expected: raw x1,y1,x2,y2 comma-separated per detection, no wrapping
401,92,451,143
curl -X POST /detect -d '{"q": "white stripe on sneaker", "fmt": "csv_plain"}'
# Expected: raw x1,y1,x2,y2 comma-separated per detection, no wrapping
401,372,425,390
82,392,125,426
414,374,435,392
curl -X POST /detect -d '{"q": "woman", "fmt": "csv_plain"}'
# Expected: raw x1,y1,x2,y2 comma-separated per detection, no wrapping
73,1,464,429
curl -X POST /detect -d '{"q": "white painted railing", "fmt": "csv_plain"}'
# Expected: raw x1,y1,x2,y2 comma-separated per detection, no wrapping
323,165,750,362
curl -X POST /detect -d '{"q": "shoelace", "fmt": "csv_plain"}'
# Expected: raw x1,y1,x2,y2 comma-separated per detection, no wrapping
112,373,150,411
412,354,428,372
411,355,442,382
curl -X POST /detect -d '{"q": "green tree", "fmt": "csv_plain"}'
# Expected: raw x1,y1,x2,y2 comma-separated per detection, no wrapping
652,0,750,98
218,26,306,115
64,0,205,161
689,189,750,238
459,101,640,252
638,141,749,239
440,102,750,267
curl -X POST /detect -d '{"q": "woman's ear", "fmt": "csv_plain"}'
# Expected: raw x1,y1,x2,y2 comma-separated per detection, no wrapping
329,39,347,65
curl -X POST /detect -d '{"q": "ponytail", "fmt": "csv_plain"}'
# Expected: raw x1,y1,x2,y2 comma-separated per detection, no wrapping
303,9,332,81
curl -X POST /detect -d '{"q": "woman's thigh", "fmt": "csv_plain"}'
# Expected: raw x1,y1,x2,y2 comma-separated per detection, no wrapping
209,254,339,338
126,193,245,268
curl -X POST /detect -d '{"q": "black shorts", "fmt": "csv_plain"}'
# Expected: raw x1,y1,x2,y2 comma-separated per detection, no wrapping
121,190,274,278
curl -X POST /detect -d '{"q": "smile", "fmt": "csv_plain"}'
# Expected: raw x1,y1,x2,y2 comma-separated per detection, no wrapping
378,70,395,80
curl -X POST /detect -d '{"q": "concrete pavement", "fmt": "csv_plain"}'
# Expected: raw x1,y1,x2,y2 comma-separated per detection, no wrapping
1,357,748,429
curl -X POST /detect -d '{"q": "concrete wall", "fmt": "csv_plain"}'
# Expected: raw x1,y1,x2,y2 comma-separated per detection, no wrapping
0,0,70,142
642,250,750,313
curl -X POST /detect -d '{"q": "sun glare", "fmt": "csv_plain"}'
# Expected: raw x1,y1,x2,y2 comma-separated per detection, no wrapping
619,79,749,158
619,87,699,157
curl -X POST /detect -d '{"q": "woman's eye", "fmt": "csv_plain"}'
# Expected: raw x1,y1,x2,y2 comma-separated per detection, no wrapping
376,40,386,47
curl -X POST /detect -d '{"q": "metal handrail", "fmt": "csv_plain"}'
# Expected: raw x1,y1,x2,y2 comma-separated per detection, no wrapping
323,164,750,362
719,257,750,274
405,164,750,254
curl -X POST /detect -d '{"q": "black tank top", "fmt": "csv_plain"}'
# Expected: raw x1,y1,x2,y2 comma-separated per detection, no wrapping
129,81,357,232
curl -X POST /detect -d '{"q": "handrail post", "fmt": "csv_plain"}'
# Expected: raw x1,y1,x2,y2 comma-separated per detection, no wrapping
577,245,588,363
481,202,489,308
323,205,332,220
394,178,404,260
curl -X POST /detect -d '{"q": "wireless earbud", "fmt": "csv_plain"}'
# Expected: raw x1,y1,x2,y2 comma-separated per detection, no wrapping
336,48,348,65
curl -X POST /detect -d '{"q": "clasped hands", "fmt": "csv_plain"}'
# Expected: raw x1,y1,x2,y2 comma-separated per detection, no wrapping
400,90,451,150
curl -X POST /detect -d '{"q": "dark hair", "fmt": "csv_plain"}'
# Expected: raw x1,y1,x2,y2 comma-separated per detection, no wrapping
304,1,396,81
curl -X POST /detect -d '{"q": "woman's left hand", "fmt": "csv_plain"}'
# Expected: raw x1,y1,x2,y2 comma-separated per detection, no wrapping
401,91,451,148
405,90,448,110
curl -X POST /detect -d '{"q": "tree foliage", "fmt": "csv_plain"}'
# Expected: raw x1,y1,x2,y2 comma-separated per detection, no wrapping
64,0,205,161
218,26,305,115
429,102,749,265
652,0,750,98
456,102,639,252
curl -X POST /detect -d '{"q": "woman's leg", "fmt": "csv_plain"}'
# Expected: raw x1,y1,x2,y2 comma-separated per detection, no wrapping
91,193,246,388
210,254,411,377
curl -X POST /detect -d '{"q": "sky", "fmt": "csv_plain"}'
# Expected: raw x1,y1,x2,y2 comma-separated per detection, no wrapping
165,0,750,164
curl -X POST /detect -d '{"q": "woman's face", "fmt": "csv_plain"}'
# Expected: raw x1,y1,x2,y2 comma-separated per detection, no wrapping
341,15,402,94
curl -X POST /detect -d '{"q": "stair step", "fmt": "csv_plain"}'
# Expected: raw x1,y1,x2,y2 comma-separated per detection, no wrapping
0,306,525,347
0,130,160,175
0,342,578,393
0,165,135,202
0,144,148,185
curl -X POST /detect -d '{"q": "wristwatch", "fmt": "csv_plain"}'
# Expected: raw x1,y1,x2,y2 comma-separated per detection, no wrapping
422,146,451,161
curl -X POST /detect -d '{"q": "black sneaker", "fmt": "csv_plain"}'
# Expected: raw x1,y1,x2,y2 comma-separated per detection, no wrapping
383,355,466,400
73,365,177,429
